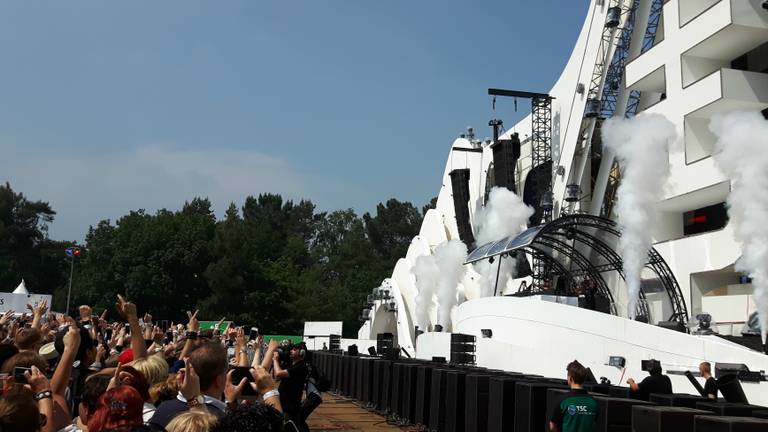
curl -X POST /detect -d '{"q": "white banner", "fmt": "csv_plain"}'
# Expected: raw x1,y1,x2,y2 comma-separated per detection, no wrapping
0,293,53,313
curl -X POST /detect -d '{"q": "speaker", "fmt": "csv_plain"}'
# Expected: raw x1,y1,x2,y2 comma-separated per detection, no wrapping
361,359,374,405
488,376,534,432
329,334,341,352
348,344,358,356
450,333,477,365
353,357,363,401
401,364,419,423
649,393,706,408
695,415,768,431
593,395,655,432
608,385,633,399
414,365,433,426
429,369,450,432
491,132,522,193
631,405,709,432
373,360,392,412
390,363,405,418
444,370,467,432
696,402,756,417
368,346,376,356
465,374,491,432
514,381,567,432
449,169,476,248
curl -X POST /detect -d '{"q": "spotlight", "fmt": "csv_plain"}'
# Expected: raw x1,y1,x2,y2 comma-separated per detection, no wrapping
481,329,493,338
694,313,715,335
434,324,444,332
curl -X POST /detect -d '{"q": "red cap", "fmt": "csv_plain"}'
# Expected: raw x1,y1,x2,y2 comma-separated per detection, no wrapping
118,348,134,365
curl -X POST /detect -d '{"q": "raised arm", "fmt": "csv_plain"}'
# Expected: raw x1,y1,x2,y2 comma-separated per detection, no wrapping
115,295,148,360
179,310,200,360
28,300,48,330
261,339,278,371
51,325,80,396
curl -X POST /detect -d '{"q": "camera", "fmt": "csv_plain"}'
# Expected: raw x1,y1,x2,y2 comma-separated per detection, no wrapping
641,359,661,373
763,0,768,10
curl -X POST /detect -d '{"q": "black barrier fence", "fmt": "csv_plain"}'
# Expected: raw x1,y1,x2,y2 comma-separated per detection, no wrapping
311,351,768,432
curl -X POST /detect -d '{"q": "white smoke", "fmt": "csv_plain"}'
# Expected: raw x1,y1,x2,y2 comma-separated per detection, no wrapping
413,252,440,331
434,240,468,328
473,187,534,297
412,240,468,331
710,111,768,343
602,113,676,318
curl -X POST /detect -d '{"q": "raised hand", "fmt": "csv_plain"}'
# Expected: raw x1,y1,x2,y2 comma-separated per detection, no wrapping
0,310,15,325
214,317,226,333
115,294,137,320
251,365,277,395
63,325,81,351
179,358,201,401
35,299,49,316
235,327,246,349
23,366,52,394
186,310,199,332
224,369,248,403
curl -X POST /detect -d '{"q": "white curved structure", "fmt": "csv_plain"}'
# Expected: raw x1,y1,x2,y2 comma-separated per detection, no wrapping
359,0,768,405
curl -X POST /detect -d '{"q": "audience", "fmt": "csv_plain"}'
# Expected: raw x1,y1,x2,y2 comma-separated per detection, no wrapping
0,294,311,432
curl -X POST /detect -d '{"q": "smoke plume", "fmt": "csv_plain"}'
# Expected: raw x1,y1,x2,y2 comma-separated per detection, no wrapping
473,187,534,296
412,240,468,331
602,113,676,318
413,252,440,331
710,111,768,343
434,240,468,327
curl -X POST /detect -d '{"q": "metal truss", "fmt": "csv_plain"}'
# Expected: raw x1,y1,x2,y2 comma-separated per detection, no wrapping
474,214,689,325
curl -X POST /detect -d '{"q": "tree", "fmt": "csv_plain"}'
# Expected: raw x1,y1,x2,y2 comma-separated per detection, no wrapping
363,199,423,261
0,182,69,296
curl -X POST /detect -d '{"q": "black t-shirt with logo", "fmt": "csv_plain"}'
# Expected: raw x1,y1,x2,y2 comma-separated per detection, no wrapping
549,388,599,432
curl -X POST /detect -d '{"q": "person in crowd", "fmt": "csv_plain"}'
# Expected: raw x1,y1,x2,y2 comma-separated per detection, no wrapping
210,403,286,432
301,350,323,426
549,360,599,432
87,386,146,432
272,342,309,430
165,408,218,432
59,374,112,432
700,361,717,399
0,393,51,432
627,360,673,401
15,328,44,353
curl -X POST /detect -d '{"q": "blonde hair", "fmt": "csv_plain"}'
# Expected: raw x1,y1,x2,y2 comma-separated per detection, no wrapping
166,407,218,432
129,354,169,386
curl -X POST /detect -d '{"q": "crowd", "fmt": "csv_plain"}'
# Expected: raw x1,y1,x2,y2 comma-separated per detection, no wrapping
0,295,325,432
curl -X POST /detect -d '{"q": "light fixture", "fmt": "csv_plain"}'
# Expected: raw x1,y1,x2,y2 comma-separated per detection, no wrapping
605,6,621,28
564,184,581,202
540,191,554,211
481,329,493,338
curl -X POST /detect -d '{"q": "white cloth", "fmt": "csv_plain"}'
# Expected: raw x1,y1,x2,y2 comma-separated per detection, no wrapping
143,401,156,423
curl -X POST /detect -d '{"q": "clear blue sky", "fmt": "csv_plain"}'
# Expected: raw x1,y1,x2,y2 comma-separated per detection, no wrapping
0,1,589,241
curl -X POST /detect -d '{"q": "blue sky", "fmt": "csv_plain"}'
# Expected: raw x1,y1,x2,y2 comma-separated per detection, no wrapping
0,1,588,241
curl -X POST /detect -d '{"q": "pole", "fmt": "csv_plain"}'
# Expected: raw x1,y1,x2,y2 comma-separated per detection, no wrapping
492,256,503,297
66,256,74,315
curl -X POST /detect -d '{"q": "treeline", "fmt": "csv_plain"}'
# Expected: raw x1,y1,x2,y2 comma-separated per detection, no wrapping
0,182,434,336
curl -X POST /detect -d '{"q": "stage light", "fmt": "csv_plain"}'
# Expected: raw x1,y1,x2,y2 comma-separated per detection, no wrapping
434,324,443,332
564,184,581,202
481,329,493,338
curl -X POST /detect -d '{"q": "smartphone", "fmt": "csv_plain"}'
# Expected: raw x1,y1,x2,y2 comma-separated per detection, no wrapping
105,328,113,341
229,366,257,396
161,320,169,331
13,367,30,385
249,327,259,341
165,331,173,344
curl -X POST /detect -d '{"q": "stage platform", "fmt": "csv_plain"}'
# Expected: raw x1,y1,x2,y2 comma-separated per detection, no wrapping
307,393,417,431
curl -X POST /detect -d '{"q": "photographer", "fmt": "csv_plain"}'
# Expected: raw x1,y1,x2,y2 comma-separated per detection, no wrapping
272,342,309,429
627,360,672,401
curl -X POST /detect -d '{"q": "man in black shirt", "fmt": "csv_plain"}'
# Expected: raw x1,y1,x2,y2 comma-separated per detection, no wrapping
273,342,309,430
627,360,672,401
699,361,717,399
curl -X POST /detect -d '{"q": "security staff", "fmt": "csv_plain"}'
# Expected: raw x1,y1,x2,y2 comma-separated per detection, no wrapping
549,361,599,432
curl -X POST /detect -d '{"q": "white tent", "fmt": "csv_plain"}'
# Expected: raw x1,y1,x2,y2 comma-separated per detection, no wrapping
12,279,29,295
